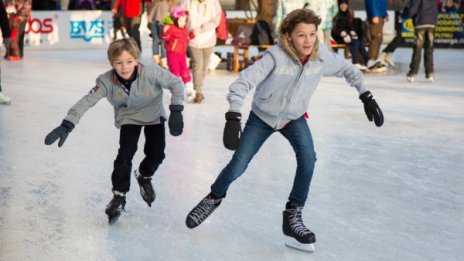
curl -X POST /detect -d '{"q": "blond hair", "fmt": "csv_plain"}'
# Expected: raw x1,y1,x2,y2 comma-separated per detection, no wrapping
107,38,140,64
279,9,322,61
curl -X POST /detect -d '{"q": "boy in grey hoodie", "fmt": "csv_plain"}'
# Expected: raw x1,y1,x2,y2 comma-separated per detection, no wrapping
44,38,185,224
185,9,383,252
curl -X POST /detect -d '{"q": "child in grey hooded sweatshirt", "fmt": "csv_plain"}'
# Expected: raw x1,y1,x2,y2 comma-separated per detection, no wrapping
45,38,185,225
185,9,383,252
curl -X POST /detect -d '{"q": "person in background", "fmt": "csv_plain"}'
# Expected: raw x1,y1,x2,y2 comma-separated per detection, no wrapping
309,0,338,50
0,0,12,104
364,0,388,72
112,3,127,40
32,0,58,10
181,0,222,103
44,38,185,225
162,6,196,102
112,0,144,51
185,9,383,253
16,0,31,59
147,0,173,67
405,0,439,83
274,0,309,37
378,4,409,67
332,0,369,71
215,8,228,45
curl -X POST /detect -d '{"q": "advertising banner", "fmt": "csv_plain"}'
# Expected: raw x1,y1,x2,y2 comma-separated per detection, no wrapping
401,10,464,48
14,11,150,50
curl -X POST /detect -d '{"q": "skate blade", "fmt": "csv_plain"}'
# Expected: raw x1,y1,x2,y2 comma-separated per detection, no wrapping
284,237,315,253
140,190,155,207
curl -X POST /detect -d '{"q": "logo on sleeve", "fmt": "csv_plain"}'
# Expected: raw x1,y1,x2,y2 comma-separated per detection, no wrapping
89,85,100,94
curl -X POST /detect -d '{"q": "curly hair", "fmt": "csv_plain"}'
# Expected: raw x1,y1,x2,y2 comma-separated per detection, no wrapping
279,9,322,61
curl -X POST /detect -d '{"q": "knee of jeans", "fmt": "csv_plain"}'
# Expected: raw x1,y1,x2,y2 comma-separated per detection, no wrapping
298,149,317,163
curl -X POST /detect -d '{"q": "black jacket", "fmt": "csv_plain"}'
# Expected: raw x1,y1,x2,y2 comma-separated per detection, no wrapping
332,11,354,44
408,0,439,27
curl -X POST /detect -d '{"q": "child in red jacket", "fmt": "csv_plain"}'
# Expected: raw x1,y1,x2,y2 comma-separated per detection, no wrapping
162,6,196,102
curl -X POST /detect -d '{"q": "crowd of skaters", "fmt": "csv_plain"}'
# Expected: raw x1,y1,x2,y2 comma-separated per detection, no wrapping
1,0,457,105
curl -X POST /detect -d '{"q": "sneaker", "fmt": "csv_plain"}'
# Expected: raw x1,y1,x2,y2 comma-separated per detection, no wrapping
354,63,368,72
384,52,396,67
185,192,224,229
6,56,21,61
134,169,155,207
0,92,11,105
283,201,316,252
367,59,387,73
407,73,416,83
426,74,434,83
105,191,126,224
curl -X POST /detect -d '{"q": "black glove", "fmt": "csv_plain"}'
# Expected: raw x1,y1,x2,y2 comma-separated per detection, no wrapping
44,120,75,147
168,105,184,136
223,112,242,150
359,91,384,127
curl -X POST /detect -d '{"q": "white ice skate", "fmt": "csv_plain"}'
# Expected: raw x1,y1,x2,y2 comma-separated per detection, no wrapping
0,92,11,105
185,82,196,103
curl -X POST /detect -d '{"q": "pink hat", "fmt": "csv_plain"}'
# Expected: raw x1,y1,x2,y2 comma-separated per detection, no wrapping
170,6,189,18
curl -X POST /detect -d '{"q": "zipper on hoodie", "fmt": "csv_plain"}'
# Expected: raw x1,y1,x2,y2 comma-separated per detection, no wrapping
274,62,304,129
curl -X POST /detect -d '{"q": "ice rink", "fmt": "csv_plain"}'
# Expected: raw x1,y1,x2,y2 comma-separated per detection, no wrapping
1,46,463,261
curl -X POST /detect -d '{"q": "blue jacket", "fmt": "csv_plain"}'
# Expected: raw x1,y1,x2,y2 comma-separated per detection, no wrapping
365,0,388,20
408,0,438,27
227,44,368,130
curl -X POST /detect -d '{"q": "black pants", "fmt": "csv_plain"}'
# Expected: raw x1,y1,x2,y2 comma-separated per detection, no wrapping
382,34,402,54
408,27,435,77
111,124,165,193
124,16,142,51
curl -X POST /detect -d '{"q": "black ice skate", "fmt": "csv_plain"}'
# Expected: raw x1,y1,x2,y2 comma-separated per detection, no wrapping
282,201,316,252
105,191,126,225
185,193,224,229
134,169,155,207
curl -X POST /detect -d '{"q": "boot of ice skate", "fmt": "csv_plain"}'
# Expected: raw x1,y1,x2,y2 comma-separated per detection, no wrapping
282,201,316,252
153,54,160,65
134,169,155,207
185,192,224,229
184,82,196,103
383,52,396,67
161,57,168,69
105,191,126,225
0,92,12,105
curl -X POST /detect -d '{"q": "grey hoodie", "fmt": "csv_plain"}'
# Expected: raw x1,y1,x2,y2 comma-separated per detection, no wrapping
64,63,184,128
227,43,368,130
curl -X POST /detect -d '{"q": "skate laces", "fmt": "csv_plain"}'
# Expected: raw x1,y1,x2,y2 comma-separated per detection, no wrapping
288,208,311,237
189,197,221,225
108,195,126,211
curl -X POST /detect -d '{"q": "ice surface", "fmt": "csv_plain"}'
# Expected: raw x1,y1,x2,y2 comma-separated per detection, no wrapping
0,46,463,261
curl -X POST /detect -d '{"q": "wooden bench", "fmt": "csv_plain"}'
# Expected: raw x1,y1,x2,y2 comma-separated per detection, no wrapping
222,18,368,72
223,19,274,72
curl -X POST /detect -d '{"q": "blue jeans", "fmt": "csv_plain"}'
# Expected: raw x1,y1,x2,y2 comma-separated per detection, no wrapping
350,39,369,64
211,112,317,207
150,21,166,57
